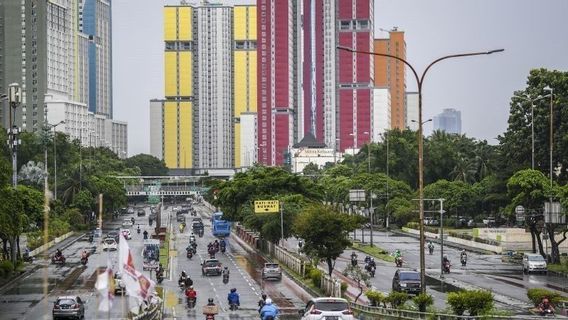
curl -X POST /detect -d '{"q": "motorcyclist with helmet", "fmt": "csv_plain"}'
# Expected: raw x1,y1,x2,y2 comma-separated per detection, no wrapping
460,249,468,266
259,298,279,320
185,286,197,308
538,297,555,316
227,288,240,310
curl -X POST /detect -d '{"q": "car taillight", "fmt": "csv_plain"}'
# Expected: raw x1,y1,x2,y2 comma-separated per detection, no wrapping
310,309,322,314
53,305,60,310
342,309,353,315
74,304,80,309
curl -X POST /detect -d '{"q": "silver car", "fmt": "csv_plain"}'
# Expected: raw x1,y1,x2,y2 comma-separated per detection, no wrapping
52,296,85,320
262,263,282,280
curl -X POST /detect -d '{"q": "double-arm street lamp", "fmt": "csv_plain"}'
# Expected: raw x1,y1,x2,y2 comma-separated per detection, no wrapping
337,45,504,294
515,93,551,169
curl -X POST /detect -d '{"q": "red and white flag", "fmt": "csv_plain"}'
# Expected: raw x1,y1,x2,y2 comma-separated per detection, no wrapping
118,233,155,304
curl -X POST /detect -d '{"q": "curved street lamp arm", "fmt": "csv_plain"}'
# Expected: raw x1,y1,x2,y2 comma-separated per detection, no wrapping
420,50,504,88
336,46,420,89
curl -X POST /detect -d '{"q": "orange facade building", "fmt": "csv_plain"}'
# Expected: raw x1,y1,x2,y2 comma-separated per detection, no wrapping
374,30,406,130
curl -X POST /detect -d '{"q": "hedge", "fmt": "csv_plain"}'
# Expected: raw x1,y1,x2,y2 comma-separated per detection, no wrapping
527,288,565,307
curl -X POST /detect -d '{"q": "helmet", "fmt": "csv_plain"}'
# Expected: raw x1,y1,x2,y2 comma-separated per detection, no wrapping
261,293,267,300
265,298,272,305
208,298,214,304
231,288,237,293
224,266,228,270
189,286,193,289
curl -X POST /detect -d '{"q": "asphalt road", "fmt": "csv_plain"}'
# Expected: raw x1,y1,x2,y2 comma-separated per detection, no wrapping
0,202,310,320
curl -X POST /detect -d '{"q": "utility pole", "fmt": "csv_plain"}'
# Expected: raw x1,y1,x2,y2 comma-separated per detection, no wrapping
8,83,21,187
280,201,284,246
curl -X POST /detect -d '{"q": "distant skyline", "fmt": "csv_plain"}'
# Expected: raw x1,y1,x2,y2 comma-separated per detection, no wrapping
112,0,568,156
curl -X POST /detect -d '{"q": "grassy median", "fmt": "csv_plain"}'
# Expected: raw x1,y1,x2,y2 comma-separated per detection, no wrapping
352,242,395,263
159,233,170,270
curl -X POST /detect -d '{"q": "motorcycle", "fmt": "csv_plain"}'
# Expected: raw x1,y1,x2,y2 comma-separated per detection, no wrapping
205,314,215,320
443,261,451,274
364,256,371,265
351,257,357,267
156,272,164,284
222,273,229,284
220,244,226,253
229,303,238,311
80,254,89,266
137,227,141,234
187,297,196,309
52,255,66,265
540,308,555,317
368,266,375,277
460,257,467,267
88,234,94,243
428,245,434,255
187,250,193,259
395,257,403,267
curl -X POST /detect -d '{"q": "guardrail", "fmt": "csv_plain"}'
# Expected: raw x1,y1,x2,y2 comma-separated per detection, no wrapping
350,303,542,320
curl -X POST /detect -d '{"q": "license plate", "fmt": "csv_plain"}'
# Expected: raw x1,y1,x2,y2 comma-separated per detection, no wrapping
325,317,338,320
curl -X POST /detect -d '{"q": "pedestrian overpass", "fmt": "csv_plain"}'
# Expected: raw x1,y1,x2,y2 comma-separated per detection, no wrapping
113,176,210,197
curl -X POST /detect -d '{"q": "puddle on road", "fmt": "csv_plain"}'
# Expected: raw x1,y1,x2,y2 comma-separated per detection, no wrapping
425,276,461,293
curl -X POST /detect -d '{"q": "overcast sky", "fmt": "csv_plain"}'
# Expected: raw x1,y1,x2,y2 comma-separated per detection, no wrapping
112,0,568,156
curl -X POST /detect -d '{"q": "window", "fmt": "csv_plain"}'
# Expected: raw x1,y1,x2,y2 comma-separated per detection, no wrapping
340,21,350,30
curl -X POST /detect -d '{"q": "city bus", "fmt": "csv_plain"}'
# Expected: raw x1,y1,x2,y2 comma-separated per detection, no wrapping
211,211,230,237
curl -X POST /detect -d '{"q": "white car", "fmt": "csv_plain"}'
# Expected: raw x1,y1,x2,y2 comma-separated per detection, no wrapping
102,238,118,251
120,228,131,240
122,218,134,228
299,297,354,320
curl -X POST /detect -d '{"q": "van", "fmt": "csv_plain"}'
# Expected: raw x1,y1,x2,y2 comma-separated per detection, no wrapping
522,253,547,274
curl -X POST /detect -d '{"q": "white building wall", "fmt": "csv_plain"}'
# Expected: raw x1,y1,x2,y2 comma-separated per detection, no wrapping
291,147,342,173
111,120,128,158
406,92,419,131
323,0,336,148
149,100,164,160
240,112,257,167
372,87,390,142
196,6,233,168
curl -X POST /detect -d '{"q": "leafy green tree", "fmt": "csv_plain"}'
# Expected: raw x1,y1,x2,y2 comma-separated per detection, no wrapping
294,204,361,276
15,185,43,230
302,162,320,177
88,176,126,216
507,169,551,255
342,265,370,303
125,154,168,176
424,179,478,220
72,189,94,215
213,166,322,221
387,197,416,227
0,187,24,266
499,69,568,182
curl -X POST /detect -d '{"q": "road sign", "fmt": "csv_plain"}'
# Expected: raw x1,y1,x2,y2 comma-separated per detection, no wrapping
349,189,366,202
254,200,280,213
515,205,525,215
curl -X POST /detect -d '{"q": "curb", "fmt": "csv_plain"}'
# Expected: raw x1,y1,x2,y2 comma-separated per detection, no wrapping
391,229,492,255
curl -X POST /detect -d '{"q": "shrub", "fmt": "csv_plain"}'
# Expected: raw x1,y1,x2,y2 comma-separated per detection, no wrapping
413,293,434,312
447,292,467,315
0,260,14,278
365,290,385,307
465,290,494,316
340,282,348,296
386,291,409,309
447,290,494,316
309,268,322,288
527,288,564,307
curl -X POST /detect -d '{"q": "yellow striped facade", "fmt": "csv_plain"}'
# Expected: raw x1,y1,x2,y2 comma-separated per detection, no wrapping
163,6,193,168
233,5,257,167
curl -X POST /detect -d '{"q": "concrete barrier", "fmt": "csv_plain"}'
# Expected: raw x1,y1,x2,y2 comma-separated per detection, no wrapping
29,231,74,257
402,227,502,254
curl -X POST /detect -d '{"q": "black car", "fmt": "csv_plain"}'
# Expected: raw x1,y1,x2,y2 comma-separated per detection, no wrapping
137,209,146,216
392,270,421,295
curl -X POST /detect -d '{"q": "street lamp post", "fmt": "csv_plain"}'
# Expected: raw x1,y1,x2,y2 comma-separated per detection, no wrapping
48,121,65,200
8,84,21,187
338,45,504,294
543,86,554,226
516,94,551,169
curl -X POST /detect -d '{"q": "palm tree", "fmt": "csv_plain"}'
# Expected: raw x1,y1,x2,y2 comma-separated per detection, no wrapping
451,154,477,183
